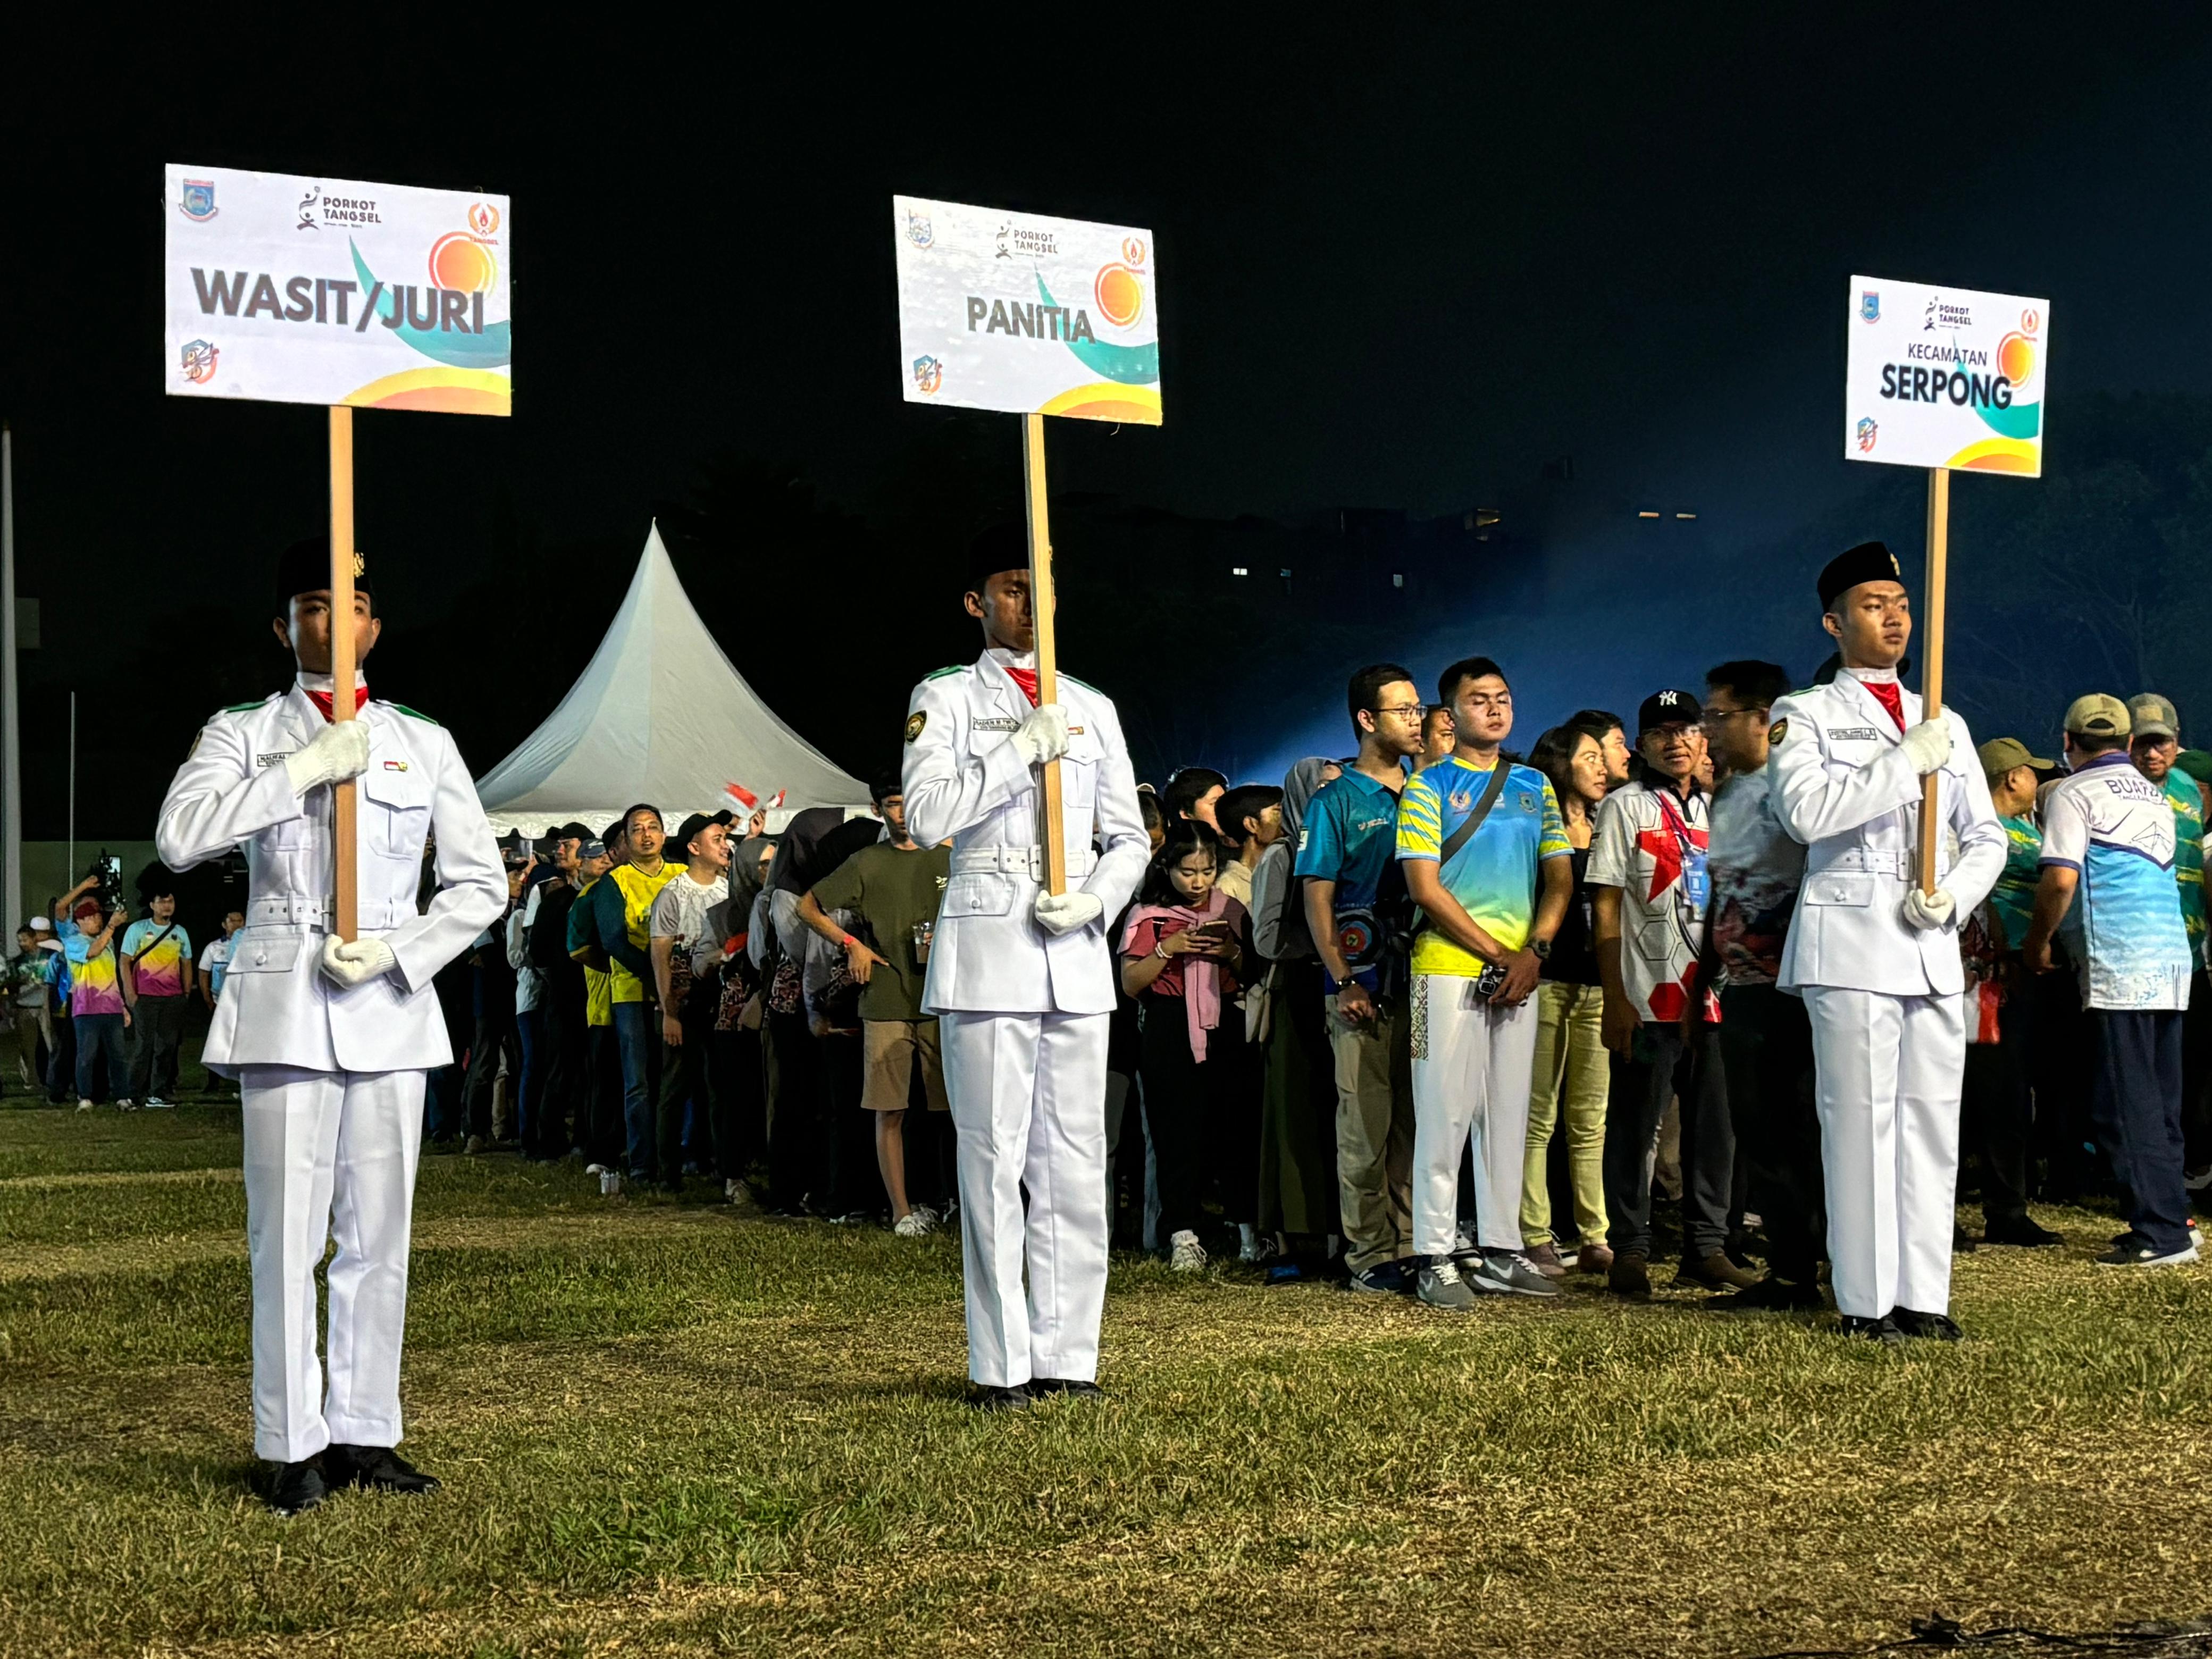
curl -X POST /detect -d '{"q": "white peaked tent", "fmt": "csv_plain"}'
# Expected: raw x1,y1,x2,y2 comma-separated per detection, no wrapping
474,522,870,834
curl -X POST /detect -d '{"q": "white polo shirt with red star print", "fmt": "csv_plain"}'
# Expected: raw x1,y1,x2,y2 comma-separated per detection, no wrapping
1586,776,1716,1024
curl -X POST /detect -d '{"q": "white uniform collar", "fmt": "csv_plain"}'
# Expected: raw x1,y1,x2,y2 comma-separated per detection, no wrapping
1841,665,1898,685
296,670,368,694
983,647,1037,672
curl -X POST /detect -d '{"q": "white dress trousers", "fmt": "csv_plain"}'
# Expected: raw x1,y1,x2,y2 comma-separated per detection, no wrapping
1409,974,1539,1258
1800,985,1966,1320
241,1063,428,1463
938,1008,1111,1388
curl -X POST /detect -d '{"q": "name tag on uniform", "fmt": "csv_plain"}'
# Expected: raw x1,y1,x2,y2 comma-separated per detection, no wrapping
1829,726,1884,742
383,759,409,771
974,717,1019,732
256,752,294,768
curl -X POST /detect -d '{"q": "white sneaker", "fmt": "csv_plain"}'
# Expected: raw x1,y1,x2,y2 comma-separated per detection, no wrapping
910,1204,942,1228
586,1163,610,1176
1168,1229,1208,1272
73,1098,90,1113
115,1099,137,1112
893,1210,933,1238
144,1096,174,1110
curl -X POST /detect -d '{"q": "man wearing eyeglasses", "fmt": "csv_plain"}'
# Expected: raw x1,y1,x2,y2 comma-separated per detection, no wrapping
1700,661,1825,1309
1296,663,1425,1294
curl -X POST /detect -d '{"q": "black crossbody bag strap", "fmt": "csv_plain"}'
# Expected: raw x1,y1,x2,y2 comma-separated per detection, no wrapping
1415,761,1514,933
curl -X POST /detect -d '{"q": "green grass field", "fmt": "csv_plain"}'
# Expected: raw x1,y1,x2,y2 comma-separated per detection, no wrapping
2,1099,2209,1658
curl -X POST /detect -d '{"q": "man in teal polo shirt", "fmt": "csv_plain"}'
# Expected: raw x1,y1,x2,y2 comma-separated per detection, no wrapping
1296,663,1424,1293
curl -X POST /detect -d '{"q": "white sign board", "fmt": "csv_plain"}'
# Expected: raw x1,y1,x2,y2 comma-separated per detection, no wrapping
1844,275,2047,475
893,196,1160,425
163,164,512,416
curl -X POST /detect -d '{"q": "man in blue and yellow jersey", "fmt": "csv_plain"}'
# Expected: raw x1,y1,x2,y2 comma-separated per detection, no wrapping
1396,655,1573,1309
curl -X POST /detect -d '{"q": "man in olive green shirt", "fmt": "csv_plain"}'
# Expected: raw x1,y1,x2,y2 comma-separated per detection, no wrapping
799,782,952,1234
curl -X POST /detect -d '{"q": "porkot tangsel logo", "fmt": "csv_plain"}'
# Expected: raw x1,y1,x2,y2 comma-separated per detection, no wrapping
995,220,1058,261
1923,294,1974,331
297,183,320,230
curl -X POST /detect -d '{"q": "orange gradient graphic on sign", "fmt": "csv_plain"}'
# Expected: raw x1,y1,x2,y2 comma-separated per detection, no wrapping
428,232,498,292
1094,263,1143,327
1997,331,2035,386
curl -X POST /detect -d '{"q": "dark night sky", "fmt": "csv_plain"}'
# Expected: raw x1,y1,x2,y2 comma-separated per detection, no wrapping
7,14,2212,834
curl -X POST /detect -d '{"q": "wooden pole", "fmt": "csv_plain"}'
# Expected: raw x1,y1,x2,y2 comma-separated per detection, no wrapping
329,406,359,942
1916,465,1949,896
1023,413,1066,896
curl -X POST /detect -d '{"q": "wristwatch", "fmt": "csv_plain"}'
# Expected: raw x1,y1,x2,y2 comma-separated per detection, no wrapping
1530,938,1553,961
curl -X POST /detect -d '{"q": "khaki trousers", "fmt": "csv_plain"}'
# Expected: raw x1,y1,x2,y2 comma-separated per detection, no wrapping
1521,981,1610,1249
1327,996,1413,1270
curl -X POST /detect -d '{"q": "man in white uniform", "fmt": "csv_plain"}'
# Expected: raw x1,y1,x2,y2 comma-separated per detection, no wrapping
900,529,1147,1409
157,540,504,1513
1766,541,2005,1343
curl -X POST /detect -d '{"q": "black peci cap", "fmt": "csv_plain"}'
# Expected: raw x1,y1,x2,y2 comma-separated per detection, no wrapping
965,521,1033,598
275,535,373,615
1638,688,1703,733
1817,540,1904,611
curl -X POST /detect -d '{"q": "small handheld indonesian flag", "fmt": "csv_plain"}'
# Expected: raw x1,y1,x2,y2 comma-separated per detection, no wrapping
724,782,786,814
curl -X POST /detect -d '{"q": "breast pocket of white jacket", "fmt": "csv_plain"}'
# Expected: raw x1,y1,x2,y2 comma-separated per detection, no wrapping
1060,732,1101,811
359,760,432,860
941,874,1017,919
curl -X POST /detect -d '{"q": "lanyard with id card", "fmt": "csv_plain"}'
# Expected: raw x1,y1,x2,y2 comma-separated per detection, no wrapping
1653,787,1710,922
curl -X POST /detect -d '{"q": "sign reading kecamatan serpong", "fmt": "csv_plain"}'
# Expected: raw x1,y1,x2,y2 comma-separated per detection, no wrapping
163,164,512,416
893,197,1160,425
1844,275,2048,475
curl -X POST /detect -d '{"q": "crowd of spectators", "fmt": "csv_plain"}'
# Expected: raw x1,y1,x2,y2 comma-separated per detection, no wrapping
16,658,2209,1309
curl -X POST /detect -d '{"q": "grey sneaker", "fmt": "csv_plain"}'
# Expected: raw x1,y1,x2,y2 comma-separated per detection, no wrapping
1417,1257,1480,1310
1470,1250,1562,1297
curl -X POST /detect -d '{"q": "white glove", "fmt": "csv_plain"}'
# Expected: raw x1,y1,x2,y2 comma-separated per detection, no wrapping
284,719,371,795
319,933,398,988
1034,890,1104,936
1900,887,1956,931
1010,702,1070,767
1900,718,1951,776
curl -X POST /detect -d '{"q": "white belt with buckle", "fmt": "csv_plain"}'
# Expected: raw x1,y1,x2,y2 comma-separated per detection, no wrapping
247,895,412,931
952,845,1097,880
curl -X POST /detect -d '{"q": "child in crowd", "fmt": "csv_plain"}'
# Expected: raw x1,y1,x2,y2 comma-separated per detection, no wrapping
1121,820,1247,1271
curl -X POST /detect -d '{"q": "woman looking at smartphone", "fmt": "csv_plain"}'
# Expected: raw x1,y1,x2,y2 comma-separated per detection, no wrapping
1121,820,1246,1271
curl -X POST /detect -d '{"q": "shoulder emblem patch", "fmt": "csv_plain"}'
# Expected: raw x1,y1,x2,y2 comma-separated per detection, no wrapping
924,666,964,682
1769,718,1789,746
904,710,927,744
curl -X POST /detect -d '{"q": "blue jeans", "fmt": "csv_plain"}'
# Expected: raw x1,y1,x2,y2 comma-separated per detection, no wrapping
74,1012,128,1102
515,1006,545,1154
611,1001,660,1178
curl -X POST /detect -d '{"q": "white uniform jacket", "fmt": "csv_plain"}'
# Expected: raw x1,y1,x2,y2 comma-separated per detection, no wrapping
1766,672,2005,998
901,650,1149,1016
156,684,505,1073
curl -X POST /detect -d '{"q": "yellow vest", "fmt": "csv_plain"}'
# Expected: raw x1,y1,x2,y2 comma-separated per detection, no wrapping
608,861,683,1003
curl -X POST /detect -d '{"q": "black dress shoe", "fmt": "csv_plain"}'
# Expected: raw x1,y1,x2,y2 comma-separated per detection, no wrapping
1027,1378,1107,1400
1952,1226,1978,1253
970,1385,1033,1413
1891,1307,1963,1342
325,1443,441,1495
1983,1214,2063,1247
1838,1312,1904,1346
267,1456,328,1516
1709,1275,1824,1312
